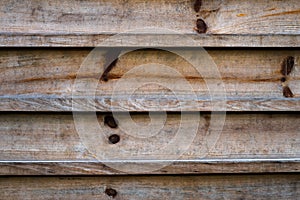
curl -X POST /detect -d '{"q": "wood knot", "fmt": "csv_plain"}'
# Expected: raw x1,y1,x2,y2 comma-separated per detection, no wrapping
104,115,118,129
195,19,207,33
280,77,286,82
108,134,120,144
105,188,118,198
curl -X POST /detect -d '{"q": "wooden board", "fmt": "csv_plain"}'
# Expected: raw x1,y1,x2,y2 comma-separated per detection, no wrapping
1,160,299,175
0,112,299,175
0,174,299,199
0,0,299,47
0,48,300,111
1,0,299,197
1,34,300,48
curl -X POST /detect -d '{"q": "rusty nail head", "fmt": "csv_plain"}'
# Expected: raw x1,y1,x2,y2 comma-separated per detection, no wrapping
105,188,118,198
109,134,120,144
196,18,207,33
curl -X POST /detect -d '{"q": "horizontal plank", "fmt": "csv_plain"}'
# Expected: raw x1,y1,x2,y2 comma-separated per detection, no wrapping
0,113,299,174
0,0,299,47
1,34,300,47
0,175,299,199
1,160,299,175
3,96,300,112
0,48,300,111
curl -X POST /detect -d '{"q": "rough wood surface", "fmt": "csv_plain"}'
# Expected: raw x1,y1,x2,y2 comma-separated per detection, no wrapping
0,174,299,199
1,34,299,47
0,0,299,47
1,160,299,175
0,48,299,111
0,113,299,175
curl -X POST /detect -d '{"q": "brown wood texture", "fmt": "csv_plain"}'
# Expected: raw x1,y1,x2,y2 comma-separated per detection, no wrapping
1,34,300,48
0,0,299,47
0,174,299,199
0,0,299,196
0,48,299,111
0,112,299,175
1,161,299,176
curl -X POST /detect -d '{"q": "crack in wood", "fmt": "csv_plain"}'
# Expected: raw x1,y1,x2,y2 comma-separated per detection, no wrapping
280,56,295,98
281,56,295,76
101,48,122,82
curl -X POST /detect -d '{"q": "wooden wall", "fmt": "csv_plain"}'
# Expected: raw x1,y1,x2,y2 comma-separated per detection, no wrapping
0,0,299,199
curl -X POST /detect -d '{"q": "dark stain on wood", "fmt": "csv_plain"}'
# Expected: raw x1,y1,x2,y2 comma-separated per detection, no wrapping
281,56,294,76
194,0,202,13
195,19,207,33
104,115,118,128
265,8,277,12
203,113,211,133
108,134,120,144
262,9,300,18
18,74,78,83
101,49,122,82
15,74,283,84
199,7,221,18
283,86,294,98
58,13,84,22
101,59,118,81
47,169,55,174
105,188,118,198
280,77,286,82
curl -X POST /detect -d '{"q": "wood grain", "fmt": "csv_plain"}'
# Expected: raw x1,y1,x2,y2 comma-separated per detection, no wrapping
0,48,300,111
1,34,300,47
1,160,299,175
0,0,299,47
0,112,299,175
0,174,299,199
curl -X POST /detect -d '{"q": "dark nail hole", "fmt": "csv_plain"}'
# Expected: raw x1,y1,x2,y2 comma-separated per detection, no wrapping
109,134,120,144
283,86,294,98
281,56,295,76
104,115,118,128
194,0,202,13
196,19,207,33
280,77,286,82
105,188,117,198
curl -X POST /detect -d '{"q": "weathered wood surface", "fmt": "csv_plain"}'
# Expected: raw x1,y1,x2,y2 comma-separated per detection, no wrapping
0,113,299,175
0,174,299,199
0,48,299,111
0,0,299,47
1,160,299,175
1,34,300,47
